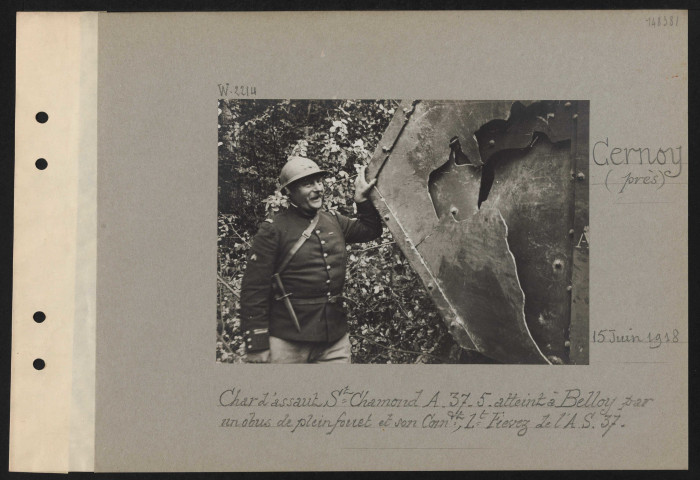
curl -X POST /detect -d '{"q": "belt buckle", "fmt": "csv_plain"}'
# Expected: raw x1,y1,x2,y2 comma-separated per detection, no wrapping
327,295,341,305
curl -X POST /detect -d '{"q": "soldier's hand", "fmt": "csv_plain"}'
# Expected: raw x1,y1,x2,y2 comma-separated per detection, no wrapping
354,165,377,203
245,349,271,364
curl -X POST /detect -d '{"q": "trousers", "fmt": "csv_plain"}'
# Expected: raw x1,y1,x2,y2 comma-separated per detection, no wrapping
269,333,351,364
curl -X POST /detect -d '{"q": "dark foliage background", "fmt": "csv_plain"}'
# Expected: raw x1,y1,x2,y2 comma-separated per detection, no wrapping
216,99,491,364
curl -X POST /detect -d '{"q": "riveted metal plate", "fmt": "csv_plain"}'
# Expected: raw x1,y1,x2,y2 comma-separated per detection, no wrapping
368,100,589,364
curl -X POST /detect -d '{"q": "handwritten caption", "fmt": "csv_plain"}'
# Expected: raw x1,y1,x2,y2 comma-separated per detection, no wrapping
218,387,654,438
593,138,683,195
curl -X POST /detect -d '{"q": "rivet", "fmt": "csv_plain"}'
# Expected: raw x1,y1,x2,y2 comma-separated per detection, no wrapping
576,172,586,181
548,355,564,365
427,283,434,290
566,285,572,291
450,206,458,216
564,102,572,108
568,229,575,236
382,146,389,152
488,139,496,146
549,113,555,119
572,113,578,120
564,340,571,348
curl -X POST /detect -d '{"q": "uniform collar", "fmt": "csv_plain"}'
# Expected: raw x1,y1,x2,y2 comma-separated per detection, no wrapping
288,201,320,219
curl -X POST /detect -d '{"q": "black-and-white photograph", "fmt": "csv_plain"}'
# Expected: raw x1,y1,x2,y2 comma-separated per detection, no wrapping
11,10,687,472
217,99,589,365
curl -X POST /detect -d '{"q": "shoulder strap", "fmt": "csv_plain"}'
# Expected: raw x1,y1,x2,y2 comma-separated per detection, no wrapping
276,214,319,274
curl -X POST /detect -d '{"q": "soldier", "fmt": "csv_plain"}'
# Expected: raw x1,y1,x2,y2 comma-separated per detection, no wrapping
240,156,382,363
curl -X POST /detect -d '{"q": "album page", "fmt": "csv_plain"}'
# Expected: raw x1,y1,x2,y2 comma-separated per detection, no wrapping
11,11,687,472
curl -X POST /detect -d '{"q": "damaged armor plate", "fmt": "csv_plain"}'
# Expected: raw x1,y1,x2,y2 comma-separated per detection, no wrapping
368,100,589,364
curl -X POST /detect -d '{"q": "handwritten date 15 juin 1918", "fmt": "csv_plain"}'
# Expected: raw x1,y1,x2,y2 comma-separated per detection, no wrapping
592,328,680,348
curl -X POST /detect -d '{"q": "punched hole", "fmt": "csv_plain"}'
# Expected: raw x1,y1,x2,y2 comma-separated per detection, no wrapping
33,359,45,370
33,311,46,323
35,112,49,123
35,158,48,170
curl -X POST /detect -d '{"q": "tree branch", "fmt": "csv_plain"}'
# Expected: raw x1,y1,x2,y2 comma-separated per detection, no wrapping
229,225,252,248
217,332,235,356
353,241,395,254
351,334,445,362
388,286,412,322
217,274,240,300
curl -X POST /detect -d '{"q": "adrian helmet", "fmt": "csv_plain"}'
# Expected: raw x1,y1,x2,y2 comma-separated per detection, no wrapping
278,156,328,191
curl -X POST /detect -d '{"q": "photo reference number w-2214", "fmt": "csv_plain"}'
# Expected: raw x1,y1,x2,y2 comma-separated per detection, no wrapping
218,84,256,97
645,16,680,27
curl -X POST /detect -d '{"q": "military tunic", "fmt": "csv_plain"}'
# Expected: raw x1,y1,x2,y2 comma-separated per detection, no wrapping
241,200,382,352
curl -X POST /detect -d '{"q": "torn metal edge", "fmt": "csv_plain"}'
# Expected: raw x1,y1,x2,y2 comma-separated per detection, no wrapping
372,187,478,352
496,208,551,364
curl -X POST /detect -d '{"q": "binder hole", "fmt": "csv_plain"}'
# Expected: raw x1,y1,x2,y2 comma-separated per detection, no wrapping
35,158,48,170
35,112,49,123
33,359,45,370
33,311,46,323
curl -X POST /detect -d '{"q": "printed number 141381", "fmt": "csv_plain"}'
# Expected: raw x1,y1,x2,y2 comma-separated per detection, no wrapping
646,16,679,27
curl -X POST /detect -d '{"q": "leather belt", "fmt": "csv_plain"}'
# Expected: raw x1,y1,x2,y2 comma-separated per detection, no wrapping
289,295,342,305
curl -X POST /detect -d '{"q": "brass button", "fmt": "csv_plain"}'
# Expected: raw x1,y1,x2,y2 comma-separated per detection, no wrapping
323,253,328,258
316,230,321,234
326,279,331,284
326,265,331,270
321,240,326,245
